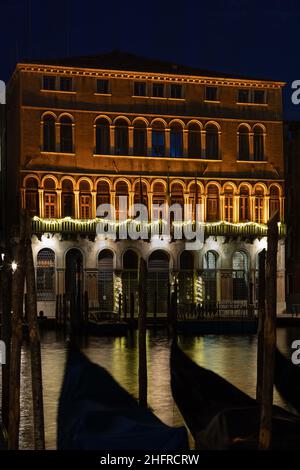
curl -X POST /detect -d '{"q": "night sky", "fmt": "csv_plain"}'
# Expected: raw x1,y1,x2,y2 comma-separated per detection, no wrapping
0,0,299,119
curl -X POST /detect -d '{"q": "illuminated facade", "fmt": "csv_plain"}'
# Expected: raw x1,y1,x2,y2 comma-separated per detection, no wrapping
6,52,286,316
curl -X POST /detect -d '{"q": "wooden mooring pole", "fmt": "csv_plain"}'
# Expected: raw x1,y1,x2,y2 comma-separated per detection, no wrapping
24,212,45,450
138,258,147,408
256,248,266,402
258,211,279,450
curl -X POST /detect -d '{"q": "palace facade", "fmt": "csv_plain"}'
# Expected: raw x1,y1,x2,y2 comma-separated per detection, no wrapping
6,51,286,317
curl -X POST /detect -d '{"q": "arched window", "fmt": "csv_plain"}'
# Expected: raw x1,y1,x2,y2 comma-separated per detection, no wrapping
239,186,250,222
188,182,202,221
205,124,219,159
115,119,129,155
60,116,73,153
188,123,201,158
37,248,55,300
134,181,148,209
171,183,184,208
203,251,217,302
224,185,234,222
133,121,147,156
98,250,114,312
206,184,219,222
269,186,280,219
152,182,166,221
152,121,165,157
115,181,129,220
232,251,249,301
170,122,183,157
25,178,39,216
238,125,250,161
79,181,91,219
62,179,74,217
44,178,57,218
253,126,265,161
96,180,110,209
43,115,56,152
95,118,110,154
254,186,264,223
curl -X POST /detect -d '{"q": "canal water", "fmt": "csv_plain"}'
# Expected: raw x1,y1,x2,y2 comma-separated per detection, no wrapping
15,327,298,449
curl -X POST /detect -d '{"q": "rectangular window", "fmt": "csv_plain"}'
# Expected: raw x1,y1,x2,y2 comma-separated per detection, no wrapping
44,194,56,218
224,196,234,222
134,81,147,96
152,83,165,97
80,195,91,219
170,84,182,99
238,89,250,103
205,86,219,101
59,76,73,92
96,79,110,94
254,197,264,223
43,75,56,90
253,89,266,104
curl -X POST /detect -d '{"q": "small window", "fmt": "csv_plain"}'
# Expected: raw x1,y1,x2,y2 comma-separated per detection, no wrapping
59,76,73,92
97,79,110,94
170,84,182,99
205,86,219,101
152,83,165,97
43,76,56,90
134,82,147,97
238,89,250,103
253,90,266,104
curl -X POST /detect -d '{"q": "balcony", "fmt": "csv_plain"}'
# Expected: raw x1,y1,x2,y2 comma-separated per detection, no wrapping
31,217,286,239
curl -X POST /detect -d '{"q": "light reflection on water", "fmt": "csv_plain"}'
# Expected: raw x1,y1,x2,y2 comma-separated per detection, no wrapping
17,327,296,449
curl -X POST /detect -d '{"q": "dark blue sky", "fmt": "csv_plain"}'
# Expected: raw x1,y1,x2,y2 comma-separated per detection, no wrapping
1,0,300,118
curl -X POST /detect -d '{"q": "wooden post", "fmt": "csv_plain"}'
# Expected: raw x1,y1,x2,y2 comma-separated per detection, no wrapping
258,212,279,450
55,294,59,324
8,211,26,450
1,261,12,432
24,213,45,450
130,292,135,327
118,293,122,321
138,258,147,407
256,248,266,402
84,291,89,325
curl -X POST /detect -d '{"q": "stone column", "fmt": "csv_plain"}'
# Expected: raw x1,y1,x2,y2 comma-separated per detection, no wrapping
220,195,225,221
183,129,189,157
91,191,97,219
147,127,152,156
110,125,115,155
234,195,240,223
201,130,206,159
20,188,26,210
264,196,270,223
56,189,62,218
165,128,170,157
129,126,134,156
38,189,44,218
74,190,80,219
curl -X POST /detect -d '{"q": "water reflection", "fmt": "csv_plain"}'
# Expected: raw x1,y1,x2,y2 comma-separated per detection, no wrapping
17,327,296,449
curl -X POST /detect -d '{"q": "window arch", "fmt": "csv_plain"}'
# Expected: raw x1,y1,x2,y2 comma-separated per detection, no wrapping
133,120,147,156
206,184,220,222
79,180,91,219
238,125,250,161
204,250,217,270
37,248,55,300
115,119,129,155
224,185,234,222
62,179,74,217
152,182,166,221
134,180,148,210
44,178,57,218
170,122,183,157
254,186,264,223
60,115,73,153
115,180,129,220
188,122,201,158
205,124,219,159
171,182,184,209
96,180,110,209
25,177,39,216
43,114,56,152
253,125,265,161
239,185,250,222
95,118,110,154
232,250,249,300
188,182,202,221
269,186,280,219
152,121,165,157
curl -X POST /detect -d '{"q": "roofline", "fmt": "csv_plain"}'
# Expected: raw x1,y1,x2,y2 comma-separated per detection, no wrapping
14,62,286,88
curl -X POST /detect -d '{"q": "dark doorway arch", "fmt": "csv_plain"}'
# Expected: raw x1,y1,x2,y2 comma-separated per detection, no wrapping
148,250,169,315
98,249,114,312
